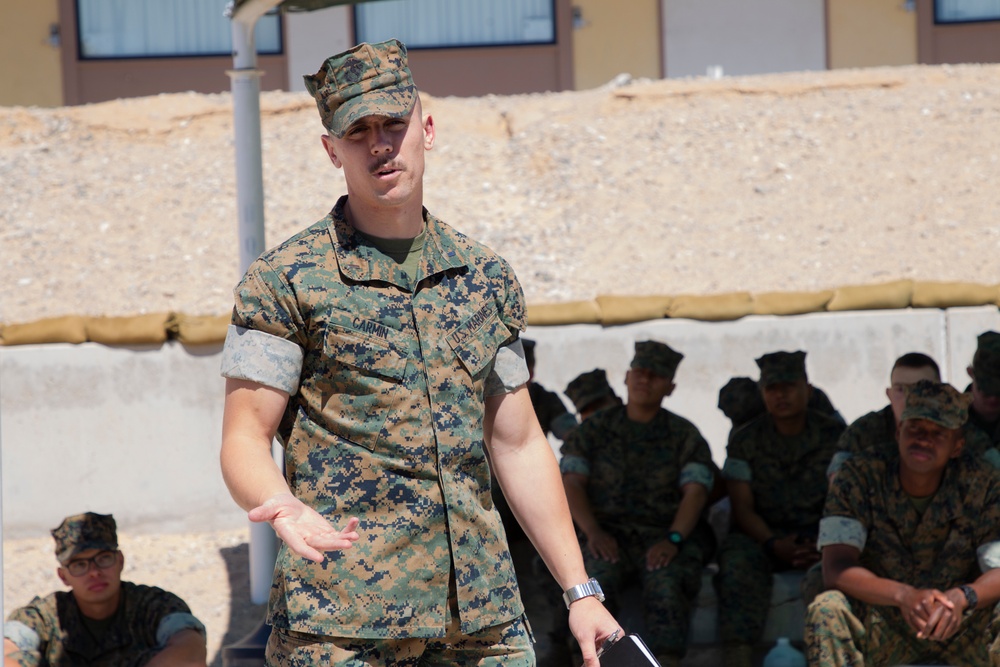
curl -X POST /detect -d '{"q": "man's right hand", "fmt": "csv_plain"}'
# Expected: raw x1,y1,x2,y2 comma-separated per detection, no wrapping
770,535,820,569
585,529,619,563
897,586,954,636
249,493,360,562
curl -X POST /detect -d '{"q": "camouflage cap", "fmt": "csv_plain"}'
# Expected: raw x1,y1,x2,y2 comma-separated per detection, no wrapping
630,340,683,379
565,369,616,413
51,512,118,564
972,331,1000,396
303,39,417,138
718,376,765,426
756,350,808,387
901,379,972,430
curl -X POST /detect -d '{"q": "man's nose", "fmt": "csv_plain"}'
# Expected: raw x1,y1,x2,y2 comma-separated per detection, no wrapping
370,127,392,154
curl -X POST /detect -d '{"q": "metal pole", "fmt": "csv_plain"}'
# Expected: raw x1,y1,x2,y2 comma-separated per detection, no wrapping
226,0,282,609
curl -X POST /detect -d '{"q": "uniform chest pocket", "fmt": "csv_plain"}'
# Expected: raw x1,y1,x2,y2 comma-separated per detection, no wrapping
320,321,407,451
446,305,511,379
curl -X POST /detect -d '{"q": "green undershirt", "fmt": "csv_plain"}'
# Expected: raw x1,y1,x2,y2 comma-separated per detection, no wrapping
357,227,426,280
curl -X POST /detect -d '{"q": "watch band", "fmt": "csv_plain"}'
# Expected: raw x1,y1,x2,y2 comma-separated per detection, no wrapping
959,584,978,614
562,577,606,609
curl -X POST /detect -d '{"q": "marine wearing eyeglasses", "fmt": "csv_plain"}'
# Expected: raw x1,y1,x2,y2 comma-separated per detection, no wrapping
2,512,207,667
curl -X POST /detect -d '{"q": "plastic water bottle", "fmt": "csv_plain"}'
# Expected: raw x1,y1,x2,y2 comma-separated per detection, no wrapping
762,637,806,667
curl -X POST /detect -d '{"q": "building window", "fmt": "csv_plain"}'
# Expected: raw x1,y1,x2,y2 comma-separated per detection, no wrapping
76,0,282,59
355,0,555,49
935,0,1000,23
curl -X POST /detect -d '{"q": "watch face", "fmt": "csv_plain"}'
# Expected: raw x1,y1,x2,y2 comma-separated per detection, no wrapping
668,532,682,544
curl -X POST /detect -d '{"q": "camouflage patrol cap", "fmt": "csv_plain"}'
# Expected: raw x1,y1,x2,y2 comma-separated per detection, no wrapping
901,379,972,430
756,350,808,387
630,340,683,379
303,39,417,138
972,331,1000,396
718,376,765,426
51,512,118,564
565,369,615,413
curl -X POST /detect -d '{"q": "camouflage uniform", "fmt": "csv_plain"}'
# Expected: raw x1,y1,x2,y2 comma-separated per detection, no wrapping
806,383,1000,665
4,583,204,667
716,351,845,647
827,404,1000,478
967,331,1000,448
565,369,619,417
560,394,716,657
528,382,577,440
3,512,205,667
222,192,533,645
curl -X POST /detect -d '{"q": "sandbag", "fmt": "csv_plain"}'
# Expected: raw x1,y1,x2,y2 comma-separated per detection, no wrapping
667,292,753,322
0,315,88,346
911,281,1000,309
826,280,913,312
527,300,602,326
167,313,231,345
752,290,834,316
85,313,172,345
595,295,673,326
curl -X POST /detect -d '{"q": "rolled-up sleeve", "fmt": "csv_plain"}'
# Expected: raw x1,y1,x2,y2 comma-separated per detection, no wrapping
484,339,530,396
220,325,303,394
722,457,752,482
817,516,867,551
680,462,714,489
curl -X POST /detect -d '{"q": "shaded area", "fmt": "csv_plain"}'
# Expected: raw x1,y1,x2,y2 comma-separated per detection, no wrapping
212,543,267,667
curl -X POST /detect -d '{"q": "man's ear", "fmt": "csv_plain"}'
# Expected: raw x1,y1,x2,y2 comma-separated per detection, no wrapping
885,387,892,402
664,380,676,398
321,134,342,168
952,435,966,460
422,114,435,150
57,567,69,587
968,365,976,381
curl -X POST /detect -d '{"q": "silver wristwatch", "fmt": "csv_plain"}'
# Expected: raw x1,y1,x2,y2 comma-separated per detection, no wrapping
563,577,606,609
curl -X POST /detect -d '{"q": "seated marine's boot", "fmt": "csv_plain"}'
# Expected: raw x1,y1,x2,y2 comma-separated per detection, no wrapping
723,642,753,667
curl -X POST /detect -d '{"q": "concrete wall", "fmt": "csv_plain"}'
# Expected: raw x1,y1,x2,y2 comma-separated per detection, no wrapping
662,0,826,78
0,0,63,107
827,0,918,69
3,306,999,537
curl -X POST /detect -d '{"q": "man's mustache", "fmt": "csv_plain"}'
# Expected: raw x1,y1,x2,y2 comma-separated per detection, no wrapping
369,154,396,174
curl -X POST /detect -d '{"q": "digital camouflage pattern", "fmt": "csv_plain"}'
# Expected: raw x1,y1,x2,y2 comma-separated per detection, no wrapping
565,369,617,415
973,330,1000,396
901,379,971,429
51,512,117,564
630,340,683,379
806,589,1000,666
828,403,1000,478
716,409,845,644
4,582,204,667
755,350,807,387
807,453,1000,665
228,197,527,639
560,405,716,657
303,39,417,138
265,599,532,667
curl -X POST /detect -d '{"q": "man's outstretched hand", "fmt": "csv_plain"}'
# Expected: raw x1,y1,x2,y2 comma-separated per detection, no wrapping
249,492,360,562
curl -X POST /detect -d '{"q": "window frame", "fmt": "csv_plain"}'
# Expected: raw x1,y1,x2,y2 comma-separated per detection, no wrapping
934,0,1000,25
74,0,284,61
352,0,557,51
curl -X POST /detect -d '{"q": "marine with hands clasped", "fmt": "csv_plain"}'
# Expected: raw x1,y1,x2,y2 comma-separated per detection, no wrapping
807,380,1000,665
218,39,619,666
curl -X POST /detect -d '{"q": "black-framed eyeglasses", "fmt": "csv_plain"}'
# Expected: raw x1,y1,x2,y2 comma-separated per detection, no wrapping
65,550,117,577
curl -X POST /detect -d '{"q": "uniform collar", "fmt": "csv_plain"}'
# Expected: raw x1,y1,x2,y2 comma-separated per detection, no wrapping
327,196,468,288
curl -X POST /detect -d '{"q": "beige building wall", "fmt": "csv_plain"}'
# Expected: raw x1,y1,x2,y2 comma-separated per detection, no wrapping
0,0,64,107
572,0,661,90
828,0,917,69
